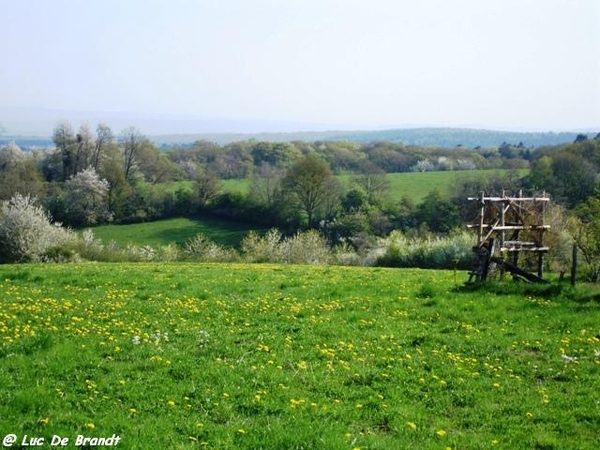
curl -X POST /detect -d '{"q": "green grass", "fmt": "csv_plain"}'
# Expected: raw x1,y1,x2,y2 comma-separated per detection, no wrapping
221,178,250,195
386,169,526,202
89,216,260,248
340,169,528,203
223,169,526,204
1,263,598,449
168,169,526,205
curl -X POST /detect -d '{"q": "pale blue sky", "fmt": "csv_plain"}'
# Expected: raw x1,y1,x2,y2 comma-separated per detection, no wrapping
2,0,599,133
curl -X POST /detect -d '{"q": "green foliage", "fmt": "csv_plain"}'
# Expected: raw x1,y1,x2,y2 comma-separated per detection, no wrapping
527,139,600,207
1,263,599,449
195,172,223,209
0,152,46,201
415,190,461,233
571,197,600,281
283,155,339,228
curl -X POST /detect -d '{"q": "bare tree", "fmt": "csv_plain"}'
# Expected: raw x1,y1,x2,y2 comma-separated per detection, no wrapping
92,123,113,171
75,123,95,173
195,172,222,208
52,120,76,179
355,161,390,205
119,127,144,180
250,163,285,209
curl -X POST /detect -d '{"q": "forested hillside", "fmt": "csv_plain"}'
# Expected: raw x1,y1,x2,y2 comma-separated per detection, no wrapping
1,127,590,149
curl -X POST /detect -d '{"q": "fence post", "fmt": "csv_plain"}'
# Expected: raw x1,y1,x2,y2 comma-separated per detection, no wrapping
571,245,578,286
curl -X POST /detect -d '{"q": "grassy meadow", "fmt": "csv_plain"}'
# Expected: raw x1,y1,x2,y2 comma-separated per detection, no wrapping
222,169,527,204
0,263,598,449
90,216,260,248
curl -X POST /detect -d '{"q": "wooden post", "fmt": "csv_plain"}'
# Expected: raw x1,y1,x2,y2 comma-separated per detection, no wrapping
482,239,495,281
571,245,578,286
478,191,485,245
537,252,544,279
500,190,506,249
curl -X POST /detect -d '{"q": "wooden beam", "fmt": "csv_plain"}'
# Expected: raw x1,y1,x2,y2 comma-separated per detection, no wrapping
490,256,548,283
499,247,549,252
467,196,550,202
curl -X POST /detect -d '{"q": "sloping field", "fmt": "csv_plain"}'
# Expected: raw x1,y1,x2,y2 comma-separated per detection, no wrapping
0,263,598,449
90,216,259,248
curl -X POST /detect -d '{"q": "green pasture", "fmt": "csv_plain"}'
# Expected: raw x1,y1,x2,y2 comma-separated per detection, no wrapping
338,169,527,203
384,169,525,203
89,216,259,248
0,263,598,449
222,169,527,204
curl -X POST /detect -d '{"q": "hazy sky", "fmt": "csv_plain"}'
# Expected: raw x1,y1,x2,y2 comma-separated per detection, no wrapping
2,0,599,132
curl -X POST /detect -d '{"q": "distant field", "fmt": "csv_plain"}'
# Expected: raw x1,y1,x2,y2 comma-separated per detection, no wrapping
1,263,598,449
90,216,260,248
224,169,527,204
341,169,528,203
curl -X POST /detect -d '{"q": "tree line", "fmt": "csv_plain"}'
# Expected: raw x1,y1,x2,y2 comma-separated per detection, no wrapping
1,120,600,277
0,120,535,229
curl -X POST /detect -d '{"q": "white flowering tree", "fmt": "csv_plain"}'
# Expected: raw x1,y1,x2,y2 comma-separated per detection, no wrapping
64,168,111,226
0,194,74,263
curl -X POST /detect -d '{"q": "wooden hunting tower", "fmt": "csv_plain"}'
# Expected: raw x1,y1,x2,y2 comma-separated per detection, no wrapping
468,191,550,283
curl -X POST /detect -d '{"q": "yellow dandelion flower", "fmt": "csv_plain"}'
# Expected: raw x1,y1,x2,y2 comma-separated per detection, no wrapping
167,400,175,407
406,422,417,430
436,429,447,437
86,423,95,429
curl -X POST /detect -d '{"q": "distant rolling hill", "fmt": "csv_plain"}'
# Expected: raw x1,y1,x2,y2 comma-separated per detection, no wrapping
2,127,591,150
2,107,593,148
153,127,585,148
